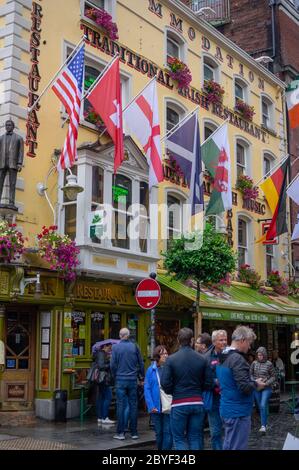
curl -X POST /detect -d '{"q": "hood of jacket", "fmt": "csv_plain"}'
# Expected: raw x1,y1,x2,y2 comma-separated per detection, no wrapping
256,346,267,362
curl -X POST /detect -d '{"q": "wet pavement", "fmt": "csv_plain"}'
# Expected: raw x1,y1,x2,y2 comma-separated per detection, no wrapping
0,400,298,450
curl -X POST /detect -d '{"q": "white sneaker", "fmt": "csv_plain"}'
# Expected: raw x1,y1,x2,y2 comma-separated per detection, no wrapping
259,426,266,433
97,418,102,424
113,433,125,440
101,417,115,424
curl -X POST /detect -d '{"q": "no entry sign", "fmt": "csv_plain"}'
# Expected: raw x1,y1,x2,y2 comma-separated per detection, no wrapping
135,278,161,310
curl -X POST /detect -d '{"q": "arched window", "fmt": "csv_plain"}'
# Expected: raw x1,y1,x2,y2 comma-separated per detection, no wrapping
204,121,217,141
236,138,250,178
234,77,248,105
166,28,186,64
203,56,219,83
165,101,186,132
112,174,132,249
166,193,187,249
261,95,274,130
263,152,275,177
238,217,248,267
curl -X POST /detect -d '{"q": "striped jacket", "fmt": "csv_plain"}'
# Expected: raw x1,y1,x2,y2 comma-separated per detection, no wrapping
250,360,277,389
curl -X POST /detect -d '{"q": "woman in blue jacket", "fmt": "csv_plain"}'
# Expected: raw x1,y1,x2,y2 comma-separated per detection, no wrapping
144,345,172,450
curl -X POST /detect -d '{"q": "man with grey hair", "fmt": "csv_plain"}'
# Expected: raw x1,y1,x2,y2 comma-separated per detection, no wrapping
110,328,144,440
216,326,266,450
204,329,228,450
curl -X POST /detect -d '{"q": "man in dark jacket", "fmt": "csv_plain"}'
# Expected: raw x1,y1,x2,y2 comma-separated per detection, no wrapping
161,328,214,450
110,328,144,440
216,326,266,450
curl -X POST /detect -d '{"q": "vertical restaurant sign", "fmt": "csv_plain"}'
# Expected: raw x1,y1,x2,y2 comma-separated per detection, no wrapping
26,1,42,158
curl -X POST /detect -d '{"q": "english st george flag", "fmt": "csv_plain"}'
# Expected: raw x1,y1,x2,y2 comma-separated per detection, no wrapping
87,58,124,174
201,123,232,215
123,80,163,188
52,44,85,170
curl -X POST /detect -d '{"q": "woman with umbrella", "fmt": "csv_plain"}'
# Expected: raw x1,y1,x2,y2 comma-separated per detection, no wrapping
92,339,119,425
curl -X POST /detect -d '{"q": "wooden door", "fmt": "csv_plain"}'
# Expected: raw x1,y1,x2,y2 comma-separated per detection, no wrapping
1,310,36,411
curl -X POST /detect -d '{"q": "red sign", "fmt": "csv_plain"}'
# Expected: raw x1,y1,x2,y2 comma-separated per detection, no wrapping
135,278,161,310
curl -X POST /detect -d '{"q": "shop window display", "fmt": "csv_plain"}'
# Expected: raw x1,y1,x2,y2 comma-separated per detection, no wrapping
90,312,105,352
109,313,121,339
71,311,86,356
155,319,180,354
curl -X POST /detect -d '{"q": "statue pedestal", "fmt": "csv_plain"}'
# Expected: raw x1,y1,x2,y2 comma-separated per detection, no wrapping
0,204,18,222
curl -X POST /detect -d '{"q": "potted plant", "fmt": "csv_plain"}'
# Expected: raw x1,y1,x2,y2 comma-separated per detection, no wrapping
84,105,107,133
238,264,261,290
236,174,259,200
167,57,192,89
203,79,225,105
235,98,255,121
84,6,119,40
0,220,25,263
37,225,80,282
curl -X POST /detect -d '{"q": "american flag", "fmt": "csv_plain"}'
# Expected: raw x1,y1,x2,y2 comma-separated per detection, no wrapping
52,44,85,170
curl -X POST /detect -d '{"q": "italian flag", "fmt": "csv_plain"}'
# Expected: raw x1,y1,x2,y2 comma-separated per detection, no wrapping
286,77,299,129
201,123,232,215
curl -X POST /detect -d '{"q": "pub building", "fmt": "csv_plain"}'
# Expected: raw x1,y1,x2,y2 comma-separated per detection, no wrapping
0,0,298,422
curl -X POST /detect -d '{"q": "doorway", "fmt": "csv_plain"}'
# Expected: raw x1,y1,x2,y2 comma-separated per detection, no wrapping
0,309,36,411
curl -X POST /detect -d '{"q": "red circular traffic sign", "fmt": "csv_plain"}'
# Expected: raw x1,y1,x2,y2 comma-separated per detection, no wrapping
135,278,161,310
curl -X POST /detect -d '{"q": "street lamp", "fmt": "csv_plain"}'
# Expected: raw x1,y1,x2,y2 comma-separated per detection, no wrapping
37,164,84,224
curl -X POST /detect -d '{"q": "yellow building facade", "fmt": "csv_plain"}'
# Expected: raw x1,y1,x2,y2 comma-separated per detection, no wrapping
0,0,297,421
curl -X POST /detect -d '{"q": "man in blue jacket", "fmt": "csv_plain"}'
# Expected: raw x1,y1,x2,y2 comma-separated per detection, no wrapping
161,328,214,450
216,326,266,450
110,328,144,440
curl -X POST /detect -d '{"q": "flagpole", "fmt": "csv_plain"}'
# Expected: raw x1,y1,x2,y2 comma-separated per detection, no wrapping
255,154,289,187
286,167,299,191
200,118,229,147
62,54,120,128
28,36,86,113
160,106,199,143
123,76,157,114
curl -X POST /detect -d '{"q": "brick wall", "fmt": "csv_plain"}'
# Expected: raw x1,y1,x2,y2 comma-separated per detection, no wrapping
218,0,272,57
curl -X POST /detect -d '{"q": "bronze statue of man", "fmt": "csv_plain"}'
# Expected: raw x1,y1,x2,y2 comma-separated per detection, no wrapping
0,119,24,207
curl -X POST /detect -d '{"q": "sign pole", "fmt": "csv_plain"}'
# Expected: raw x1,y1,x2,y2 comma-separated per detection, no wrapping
150,308,156,360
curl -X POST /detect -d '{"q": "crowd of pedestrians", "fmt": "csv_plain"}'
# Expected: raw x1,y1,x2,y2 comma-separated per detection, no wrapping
89,324,284,451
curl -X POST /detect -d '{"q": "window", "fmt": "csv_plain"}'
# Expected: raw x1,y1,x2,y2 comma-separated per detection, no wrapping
236,143,246,177
71,311,86,356
90,312,105,352
238,218,248,267
6,313,30,370
167,36,180,61
263,152,275,177
166,29,186,64
139,181,149,253
266,245,274,277
90,166,104,244
109,313,121,339
261,96,274,130
112,174,132,249
63,166,77,240
84,65,103,127
167,194,183,248
166,102,186,133
234,78,248,105
203,56,219,83
204,122,217,141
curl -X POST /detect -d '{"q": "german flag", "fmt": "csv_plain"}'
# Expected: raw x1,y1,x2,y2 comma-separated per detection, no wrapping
258,157,289,242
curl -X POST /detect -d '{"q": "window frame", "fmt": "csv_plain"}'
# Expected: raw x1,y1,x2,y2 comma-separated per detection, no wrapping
234,76,249,106
165,98,187,134
263,151,276,178
238,217,248,268
261,94,275,131
81,0,116,21
164,189,188,249
235,137,251,180
202,54,220,85
165,27,187,65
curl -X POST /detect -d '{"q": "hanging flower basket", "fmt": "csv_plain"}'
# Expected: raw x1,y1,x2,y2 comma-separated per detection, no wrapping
37,226,80,282
236,174,259,200
203,79,225,105
235,98,255,121
84,105,107,134
167,57,192,89
85,7,119,40
267,270,289,296
238,264,261,290
0,220,25,263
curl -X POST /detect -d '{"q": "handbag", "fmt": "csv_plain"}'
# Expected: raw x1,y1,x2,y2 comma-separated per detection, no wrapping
156,369,172,414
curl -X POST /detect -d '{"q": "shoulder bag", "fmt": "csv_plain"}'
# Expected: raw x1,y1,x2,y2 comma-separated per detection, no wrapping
156,369,172,414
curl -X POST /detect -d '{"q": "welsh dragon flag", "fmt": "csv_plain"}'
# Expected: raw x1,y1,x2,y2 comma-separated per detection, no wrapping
201,123,232,215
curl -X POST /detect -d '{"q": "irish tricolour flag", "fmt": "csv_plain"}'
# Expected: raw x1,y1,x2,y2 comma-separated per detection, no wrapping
201,123,232,215
286,77,299,129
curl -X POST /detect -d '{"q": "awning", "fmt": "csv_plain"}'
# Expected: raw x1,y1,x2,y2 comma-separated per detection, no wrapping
157,273,299,325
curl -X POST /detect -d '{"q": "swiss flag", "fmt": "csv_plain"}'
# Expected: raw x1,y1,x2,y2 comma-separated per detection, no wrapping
88,58,124,173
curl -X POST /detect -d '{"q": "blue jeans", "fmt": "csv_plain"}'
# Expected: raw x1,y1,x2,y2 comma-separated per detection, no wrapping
150,413,173,450
207,399,223,450
96,385,112,419
254,387,272,427
171,405,205,450
223,416,251,450
124,396,130,430
115,380,138,435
